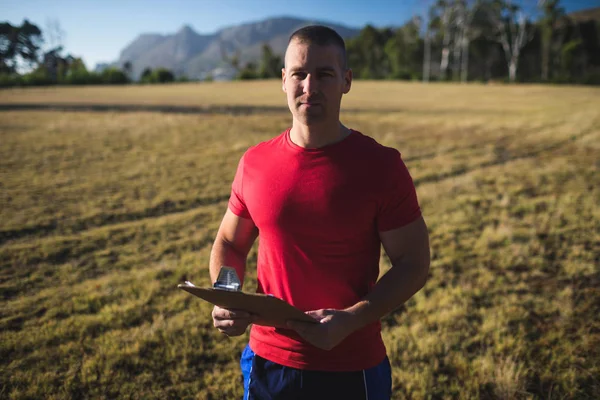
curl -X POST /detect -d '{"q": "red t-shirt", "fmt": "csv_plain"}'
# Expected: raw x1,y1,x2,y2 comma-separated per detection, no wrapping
228,128,421,371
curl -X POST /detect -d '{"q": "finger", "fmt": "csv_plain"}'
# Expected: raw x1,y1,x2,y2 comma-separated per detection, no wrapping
214,319,235,329
227,309,251,319
214,317,252,329
213,307,247,319
218,326,246,337
215,311,251,321
213,305,247,314
305,309,328,320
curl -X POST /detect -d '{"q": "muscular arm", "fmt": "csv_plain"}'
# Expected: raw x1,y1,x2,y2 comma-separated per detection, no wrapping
210,208,258,336
288,216,430,350
347,215,430,328
209,208,258,287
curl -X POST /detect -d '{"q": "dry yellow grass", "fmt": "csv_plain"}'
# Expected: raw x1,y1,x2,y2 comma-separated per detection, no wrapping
1,81,599,399
1,80,597,112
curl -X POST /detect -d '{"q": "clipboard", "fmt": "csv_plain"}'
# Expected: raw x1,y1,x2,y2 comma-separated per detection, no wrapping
178,267,318,328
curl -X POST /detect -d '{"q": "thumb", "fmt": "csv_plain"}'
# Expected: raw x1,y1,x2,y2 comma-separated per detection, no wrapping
305,309,332,321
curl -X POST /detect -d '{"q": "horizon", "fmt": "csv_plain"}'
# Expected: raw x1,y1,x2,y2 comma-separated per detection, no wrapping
1,0,598,70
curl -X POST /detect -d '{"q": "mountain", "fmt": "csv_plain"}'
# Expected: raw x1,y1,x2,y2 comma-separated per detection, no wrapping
112,17,360,80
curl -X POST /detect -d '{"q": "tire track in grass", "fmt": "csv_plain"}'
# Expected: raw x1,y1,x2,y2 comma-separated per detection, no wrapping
0,103,289,115
0,102,520,116
413,121,598,187
403,121,566,164
0,194,230,246
0,205,221,300
3,123,590,244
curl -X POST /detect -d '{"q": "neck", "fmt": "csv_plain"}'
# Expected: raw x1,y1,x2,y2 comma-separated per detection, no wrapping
289,120,350,149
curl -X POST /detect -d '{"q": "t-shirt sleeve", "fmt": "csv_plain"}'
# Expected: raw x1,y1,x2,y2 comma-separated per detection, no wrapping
228,153,252,219
376,150,422,232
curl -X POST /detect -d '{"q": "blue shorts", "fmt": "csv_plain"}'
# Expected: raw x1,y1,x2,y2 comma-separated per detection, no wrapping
240,344,392,400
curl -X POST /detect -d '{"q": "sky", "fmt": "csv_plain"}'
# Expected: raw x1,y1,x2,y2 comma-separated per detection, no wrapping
2,0,598,70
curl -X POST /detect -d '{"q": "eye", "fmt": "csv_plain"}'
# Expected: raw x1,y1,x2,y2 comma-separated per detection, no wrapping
319,71,334,78
293,72,307,79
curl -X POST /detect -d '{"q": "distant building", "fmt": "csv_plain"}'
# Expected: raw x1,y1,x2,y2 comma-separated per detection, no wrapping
207,66,237,81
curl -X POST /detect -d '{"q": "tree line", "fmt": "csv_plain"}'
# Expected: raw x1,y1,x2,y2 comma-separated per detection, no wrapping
2,0,599,87
235,0,599,85
338,0,599,84
0,21,189,87
1,20,125,87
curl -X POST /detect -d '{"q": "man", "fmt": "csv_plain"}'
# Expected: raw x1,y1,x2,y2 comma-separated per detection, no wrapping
209,25,430,400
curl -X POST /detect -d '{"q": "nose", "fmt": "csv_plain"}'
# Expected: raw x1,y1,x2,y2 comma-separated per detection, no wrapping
302,73,318,95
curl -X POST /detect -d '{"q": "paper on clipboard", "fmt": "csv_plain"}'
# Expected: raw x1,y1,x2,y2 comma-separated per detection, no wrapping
178,267,318,328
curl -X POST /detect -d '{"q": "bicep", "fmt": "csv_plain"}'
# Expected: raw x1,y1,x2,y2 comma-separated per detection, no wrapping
216,208,258,255
379,216,430,268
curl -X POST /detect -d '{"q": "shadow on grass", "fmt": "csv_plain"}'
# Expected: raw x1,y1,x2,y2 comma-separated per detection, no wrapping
0,103,521,116
403,121,566,164
413,123,597,186
0,103,290,115
0,194,230,246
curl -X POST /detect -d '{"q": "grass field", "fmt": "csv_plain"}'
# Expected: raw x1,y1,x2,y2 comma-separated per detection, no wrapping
1,81,599,399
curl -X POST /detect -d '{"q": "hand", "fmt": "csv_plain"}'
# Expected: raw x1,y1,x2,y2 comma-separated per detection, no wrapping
286,309,359,351
212,305,254,336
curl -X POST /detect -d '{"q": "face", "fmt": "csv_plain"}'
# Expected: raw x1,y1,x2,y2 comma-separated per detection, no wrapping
282,40,352,126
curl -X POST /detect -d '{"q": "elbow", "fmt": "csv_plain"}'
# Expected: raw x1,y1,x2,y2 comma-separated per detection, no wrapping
420,244,431,288
416,256,430,291
419,262,430,290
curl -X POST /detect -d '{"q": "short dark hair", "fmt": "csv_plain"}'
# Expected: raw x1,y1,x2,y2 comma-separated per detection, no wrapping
287,25,348,69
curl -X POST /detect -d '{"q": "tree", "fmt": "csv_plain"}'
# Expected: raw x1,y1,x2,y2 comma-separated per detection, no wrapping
423,22,432,82
552,16,592,83
385,19,423,80
15,20,43,71
458,0,482,82
139,67,174,83
429,0,479,82
101,67,129,84
432,0,455,80
64,57,91,84
141,67,152,82
347,25,394,79
238,62,258,80
154,68,174,83
0,20,43,73
123,61,132,80
539,0,565,81
220,39,241,75
44,19,65,53
452,1,465,81
258,43,282,79
42,47,66,82
485,0,534,83
0,22,18,73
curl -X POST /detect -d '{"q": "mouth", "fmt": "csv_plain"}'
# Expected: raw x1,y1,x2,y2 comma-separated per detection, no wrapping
300,102,321,107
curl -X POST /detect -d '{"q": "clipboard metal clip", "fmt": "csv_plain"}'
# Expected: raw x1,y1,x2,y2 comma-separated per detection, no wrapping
213,266,241,292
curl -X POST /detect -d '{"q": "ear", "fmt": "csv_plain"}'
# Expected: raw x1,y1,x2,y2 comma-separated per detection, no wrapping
342,68,352,94
281,68,287,93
